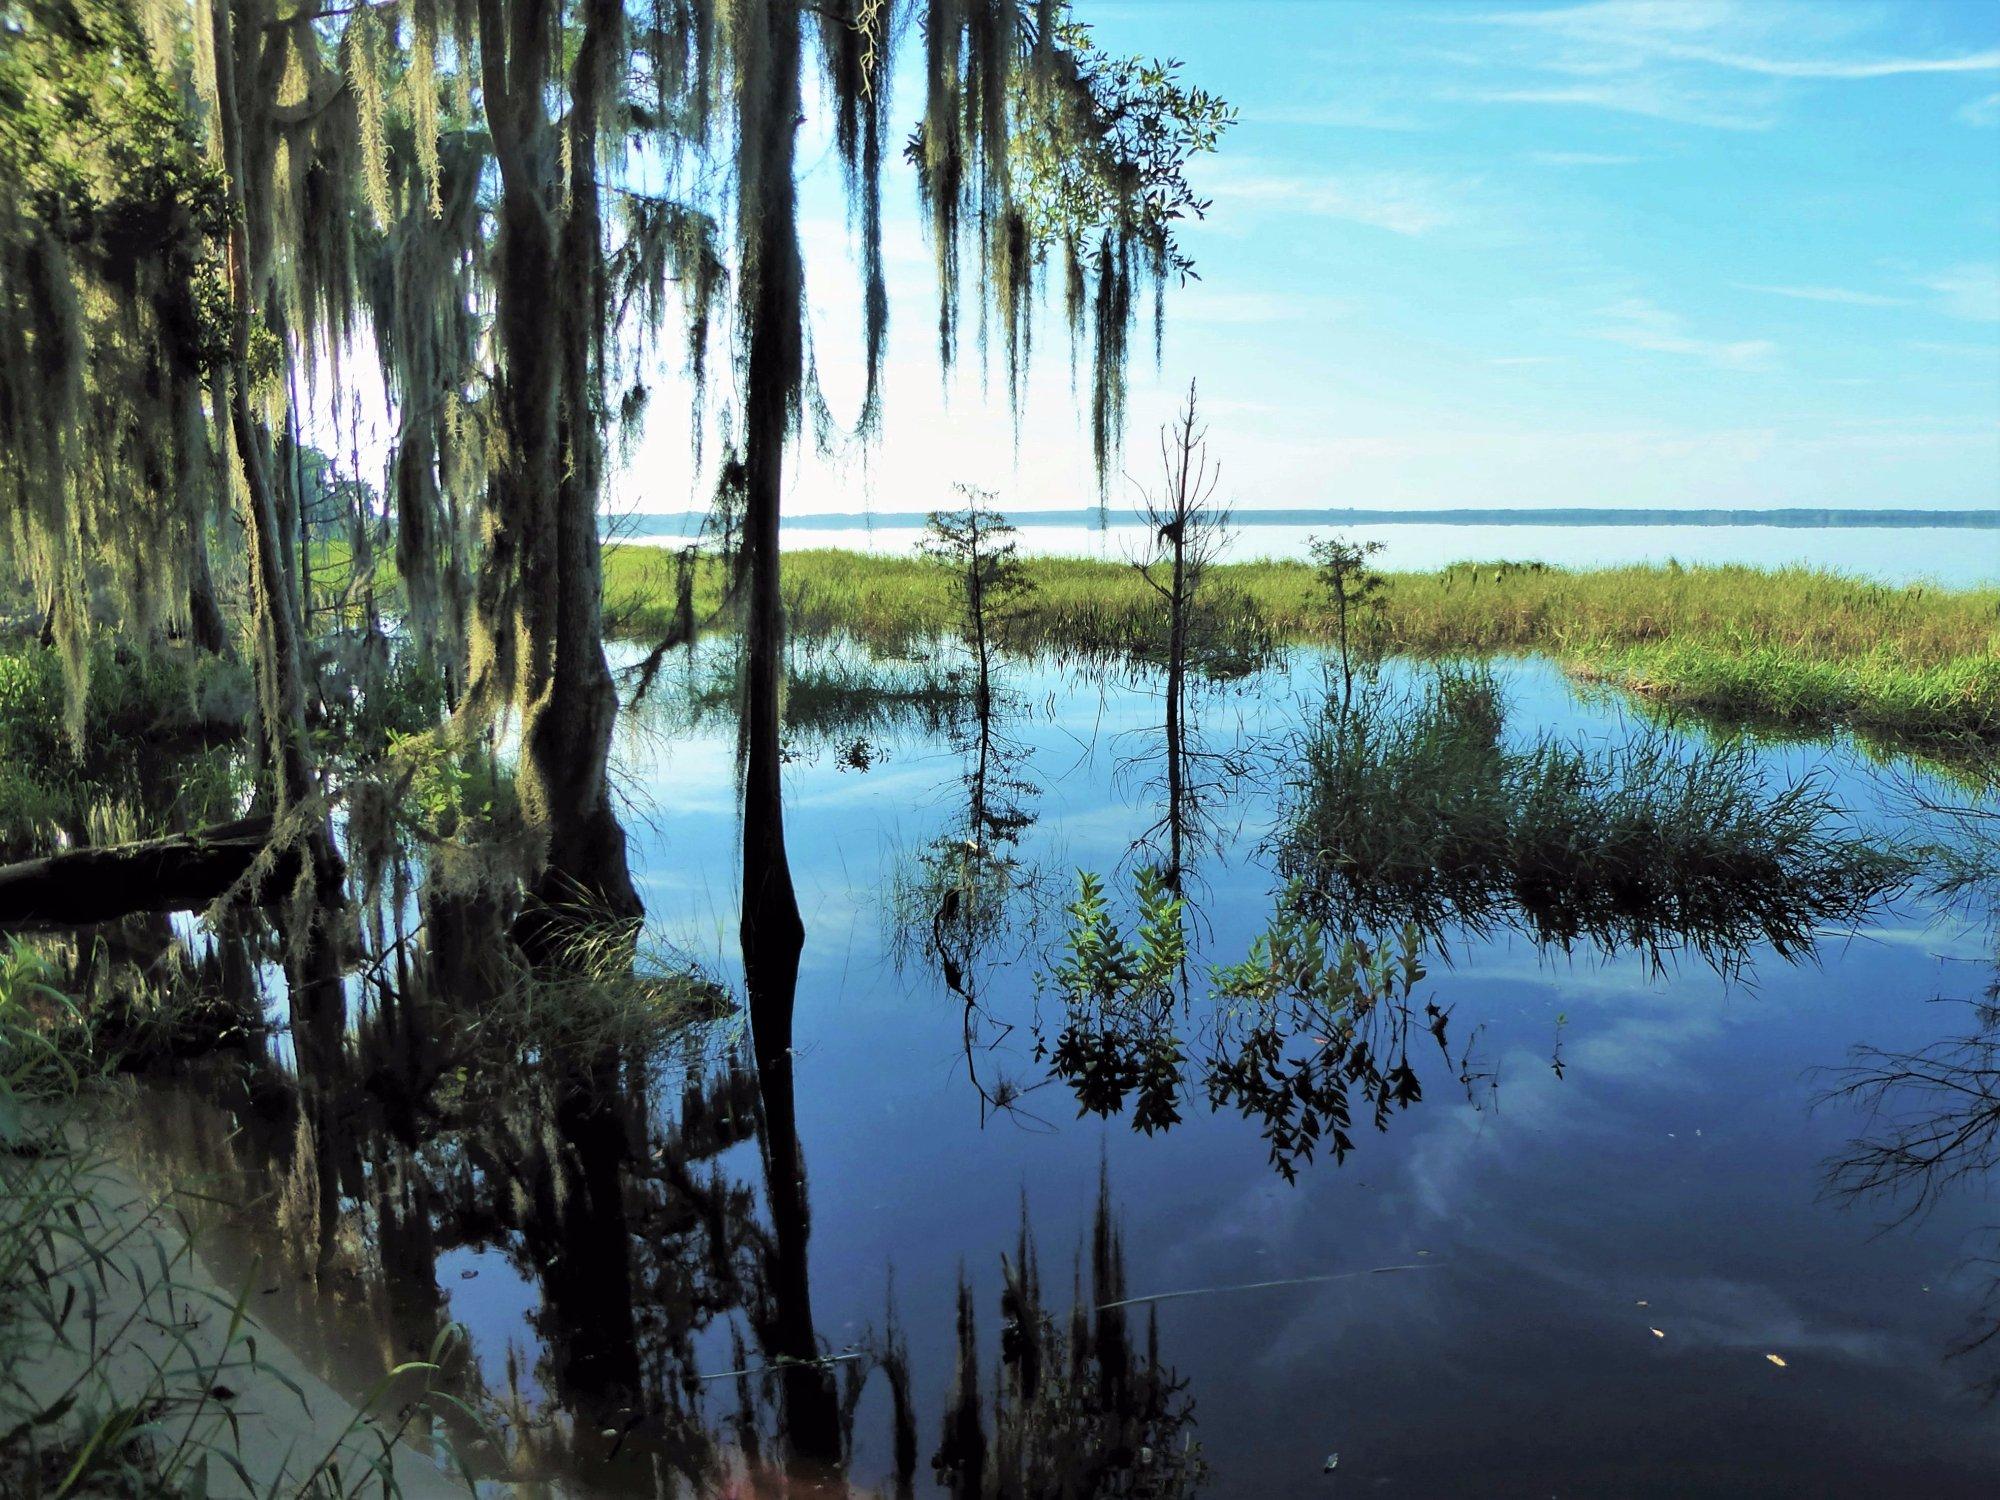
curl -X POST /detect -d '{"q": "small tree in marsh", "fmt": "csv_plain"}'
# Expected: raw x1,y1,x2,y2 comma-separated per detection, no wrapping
1311,535,1387,715
1131,381,1233,889
923,492,1031,730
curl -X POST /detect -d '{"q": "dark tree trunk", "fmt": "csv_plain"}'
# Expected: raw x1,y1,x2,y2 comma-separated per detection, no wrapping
748,936,843,1484
476,0,640,947
1164,521,1187,891
210,0,344,1045
0,817,293,927
738,0,806,987
534,0,639,927
185,527,230,656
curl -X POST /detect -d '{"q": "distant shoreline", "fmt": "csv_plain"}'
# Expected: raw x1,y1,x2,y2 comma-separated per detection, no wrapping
611,506,1998,534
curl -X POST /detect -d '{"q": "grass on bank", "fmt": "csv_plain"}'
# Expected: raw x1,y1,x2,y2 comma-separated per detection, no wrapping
600,548,2000,747
251,541,2000,748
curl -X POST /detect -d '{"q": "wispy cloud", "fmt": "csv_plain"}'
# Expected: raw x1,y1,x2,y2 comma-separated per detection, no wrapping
1490,355,1561,365
1592,297,1777,369
1524,150,1642,165
1255,98,1431,131
1481,3,2000,78
1736,283,1909,307
1908,339,2000,359
1917,264,2000,323
1174,291,1353,326
1668,47,2000,79
1465,3,2000,130
1960,91,2000,127
1204,165,1466,237
1463,81,1774,130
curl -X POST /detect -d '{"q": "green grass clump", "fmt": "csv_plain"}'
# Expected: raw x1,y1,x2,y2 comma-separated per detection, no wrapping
1278,669,1910,969
1580,642,2000,747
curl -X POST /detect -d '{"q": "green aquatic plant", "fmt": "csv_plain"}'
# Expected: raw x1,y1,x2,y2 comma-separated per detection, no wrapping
1279,668,1911,971
1207,900,1432,1179
1038,870,1440,1177
1041,867,1189,1134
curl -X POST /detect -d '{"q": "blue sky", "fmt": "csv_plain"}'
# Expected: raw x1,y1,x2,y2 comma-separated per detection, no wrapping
618,1,2000,515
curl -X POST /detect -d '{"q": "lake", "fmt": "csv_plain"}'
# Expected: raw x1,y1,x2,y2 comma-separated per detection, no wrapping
115,639,2000,1496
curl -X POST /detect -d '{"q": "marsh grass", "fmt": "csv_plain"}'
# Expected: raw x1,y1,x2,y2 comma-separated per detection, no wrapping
1279,669,1910,970
1575,641,2000,748
445,915,737,1081
595,548,2000,744
307,542,1996,744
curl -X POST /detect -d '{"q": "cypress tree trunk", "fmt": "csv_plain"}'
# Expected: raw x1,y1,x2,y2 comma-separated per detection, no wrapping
1165,519,1186,890
738,1,807,989
538,0,639,925
209,0,318,828
747,937,843,1482
475,0,640,941
185,527,229,656
210,0,344,1061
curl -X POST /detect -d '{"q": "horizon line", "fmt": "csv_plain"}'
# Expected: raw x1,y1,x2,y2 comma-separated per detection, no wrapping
609,504,2000,531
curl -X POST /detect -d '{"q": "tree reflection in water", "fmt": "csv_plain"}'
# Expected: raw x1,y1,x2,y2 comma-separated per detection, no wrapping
1040,669,1907,1178
1824,941,2000,1400
98,878,1200,1496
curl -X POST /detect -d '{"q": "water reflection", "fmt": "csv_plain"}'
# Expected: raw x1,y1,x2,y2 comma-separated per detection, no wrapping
1275,668,1907,970
23,639,2000,1494
1038,668,1907,1177
91,864,1202,1495
1824,919,2000,1400
886,638,1053,1122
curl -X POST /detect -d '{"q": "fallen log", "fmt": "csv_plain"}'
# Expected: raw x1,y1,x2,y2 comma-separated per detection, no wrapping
0,816,298,928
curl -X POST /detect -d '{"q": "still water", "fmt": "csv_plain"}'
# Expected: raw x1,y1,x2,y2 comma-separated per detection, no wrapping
131,644,1999,1495
622,518,2000,586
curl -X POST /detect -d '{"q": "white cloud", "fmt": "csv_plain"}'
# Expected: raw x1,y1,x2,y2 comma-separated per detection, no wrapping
1464,81,1773,130
1465,3,2000,131
1961,91,2000,127
1662,44,2000,80
1172,291,1352,326
1524,150,1642,165
1918,265,2000,323
1204,165,1466,237
1255,98,1431,131
1481,3,2000,78
1736,283,1908,307
1591,297,1777,369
